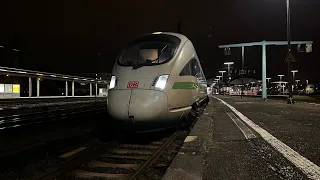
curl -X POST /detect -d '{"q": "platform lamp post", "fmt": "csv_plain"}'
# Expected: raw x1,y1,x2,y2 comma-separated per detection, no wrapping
278,75,285,82
285,0,294,103
217,76,222,95
267,78,271,84
215,78,220,94
224,62,234,77
266,78,271,96
219,71,226,82
219,71,226,94
278,75,285,94
291,70,298,84
295,80,300,89
291,70,298,92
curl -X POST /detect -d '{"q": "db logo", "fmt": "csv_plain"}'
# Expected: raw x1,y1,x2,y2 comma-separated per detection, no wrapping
127,81,139,88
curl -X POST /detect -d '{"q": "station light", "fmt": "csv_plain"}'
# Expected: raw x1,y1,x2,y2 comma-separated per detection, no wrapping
63,76,68,79
36,73,44,76
74,78,78,80
18,71,27,74
51,75,57,77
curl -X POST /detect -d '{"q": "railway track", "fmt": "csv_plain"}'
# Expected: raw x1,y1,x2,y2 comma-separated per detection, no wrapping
30,130,186,180
0,102,107,130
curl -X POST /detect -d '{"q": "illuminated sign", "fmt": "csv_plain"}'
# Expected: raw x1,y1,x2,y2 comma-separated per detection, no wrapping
13,84,20,93
0,84,4,93
229,70,256,75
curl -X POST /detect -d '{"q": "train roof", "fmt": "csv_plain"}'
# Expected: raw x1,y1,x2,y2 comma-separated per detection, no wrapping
136,32,189,44
151,32,189,41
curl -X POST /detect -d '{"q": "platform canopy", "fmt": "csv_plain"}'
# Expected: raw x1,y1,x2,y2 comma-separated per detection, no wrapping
271,81,288,84
219,41,313,48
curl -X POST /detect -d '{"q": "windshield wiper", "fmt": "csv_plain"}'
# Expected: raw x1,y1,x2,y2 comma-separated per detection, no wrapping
156,45,168,63
132,60,152,70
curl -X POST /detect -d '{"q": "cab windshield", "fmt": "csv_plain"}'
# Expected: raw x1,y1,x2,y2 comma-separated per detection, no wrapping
118,41,178,68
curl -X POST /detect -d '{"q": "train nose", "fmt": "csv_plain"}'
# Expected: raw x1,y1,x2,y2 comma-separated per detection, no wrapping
129,90,168,121
107,90,168,123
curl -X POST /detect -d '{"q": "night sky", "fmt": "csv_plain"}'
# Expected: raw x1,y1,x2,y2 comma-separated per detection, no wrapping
1,0,320,82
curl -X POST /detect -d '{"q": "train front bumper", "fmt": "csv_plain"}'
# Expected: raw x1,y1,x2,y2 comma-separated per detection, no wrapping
108,89,183,131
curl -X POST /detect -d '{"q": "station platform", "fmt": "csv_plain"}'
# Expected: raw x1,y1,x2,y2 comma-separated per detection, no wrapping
163,95,320,179
230,94,320,104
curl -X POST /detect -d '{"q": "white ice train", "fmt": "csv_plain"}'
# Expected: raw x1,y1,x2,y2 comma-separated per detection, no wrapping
107,32,209,131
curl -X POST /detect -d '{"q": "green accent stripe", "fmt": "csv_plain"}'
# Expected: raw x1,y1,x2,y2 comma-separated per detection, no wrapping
172,82,198,89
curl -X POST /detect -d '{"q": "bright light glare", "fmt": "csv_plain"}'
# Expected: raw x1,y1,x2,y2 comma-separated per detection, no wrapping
0,84,4,93
224,62,234,65
109,76,116,89
155,75,169,90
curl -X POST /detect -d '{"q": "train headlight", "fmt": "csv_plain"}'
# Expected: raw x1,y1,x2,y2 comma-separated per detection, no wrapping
109,76,117,89
155,75,169,90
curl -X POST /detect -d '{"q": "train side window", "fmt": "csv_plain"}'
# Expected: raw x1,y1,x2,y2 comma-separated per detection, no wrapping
179,60,192,76
179,58,202,77
191,58,200,77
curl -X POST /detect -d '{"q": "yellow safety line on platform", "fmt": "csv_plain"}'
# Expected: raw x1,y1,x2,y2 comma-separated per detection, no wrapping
59,147,87,158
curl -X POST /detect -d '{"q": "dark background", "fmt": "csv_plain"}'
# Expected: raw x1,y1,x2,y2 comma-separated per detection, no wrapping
1,0,319,82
